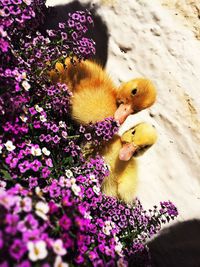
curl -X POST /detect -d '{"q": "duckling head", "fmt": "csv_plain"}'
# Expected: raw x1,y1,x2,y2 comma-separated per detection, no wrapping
119,122,158,161
114,78,157,124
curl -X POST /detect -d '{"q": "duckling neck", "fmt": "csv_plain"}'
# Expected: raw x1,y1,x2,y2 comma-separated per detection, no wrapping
101,136,129,176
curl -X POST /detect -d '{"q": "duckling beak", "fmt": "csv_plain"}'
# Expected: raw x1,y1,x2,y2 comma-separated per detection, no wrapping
114,104,134,124
119,143,138,161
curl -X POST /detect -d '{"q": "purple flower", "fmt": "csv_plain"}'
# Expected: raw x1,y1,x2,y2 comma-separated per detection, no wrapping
31,159,42,172
51,124,59,133
10,239,26,260
18,261,31,267
72,31,78,40
49,180,61,198
17,214,38,232
5,214,19,235
68,19,75,27
18,160,30,173
0,231,3,249
75,255,84,264
86,188,94,199
22,229,40,243
59,215,72,231
42,167,51,178
52,135,60,144
10,157,18,168
160,201,178,217
61,32,68,40
84,133,92,141
45,158,53,167
29,177,38,189
39,134,45,142
59,23,65,29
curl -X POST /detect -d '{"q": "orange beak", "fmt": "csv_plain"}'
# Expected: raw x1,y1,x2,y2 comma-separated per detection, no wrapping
119,143,138,161
114,104,134,124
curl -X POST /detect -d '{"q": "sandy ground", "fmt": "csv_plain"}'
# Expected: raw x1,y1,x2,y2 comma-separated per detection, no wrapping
46,0,200,222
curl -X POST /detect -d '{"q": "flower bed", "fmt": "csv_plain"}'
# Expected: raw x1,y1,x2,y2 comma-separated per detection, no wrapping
0,1,178,266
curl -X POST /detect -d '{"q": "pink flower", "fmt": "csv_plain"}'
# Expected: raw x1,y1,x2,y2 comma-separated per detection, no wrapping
17,214,38,232
42,167,51,178
59,215,72,231
45,158,53,167
10,239,27,261
15,197,32,213
18,160,30,173
31,159,42,172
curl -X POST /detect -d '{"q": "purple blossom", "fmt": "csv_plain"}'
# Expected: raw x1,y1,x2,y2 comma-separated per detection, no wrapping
59,214,72,231
45,158,53,167
10,239,27,260
42,167,51,178
18,160,30,173
17,214,38,232
5,214,19,235
31,159,42,172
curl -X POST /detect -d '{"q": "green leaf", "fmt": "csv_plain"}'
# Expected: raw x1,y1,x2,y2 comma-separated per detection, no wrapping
0,169,12,180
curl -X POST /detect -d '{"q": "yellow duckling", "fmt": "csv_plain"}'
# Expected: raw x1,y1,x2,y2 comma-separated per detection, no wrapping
50,59,157,125
101,122,158,204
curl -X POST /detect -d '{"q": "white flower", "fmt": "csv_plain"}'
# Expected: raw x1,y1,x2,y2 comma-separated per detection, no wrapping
35,105,43,113
42,147,50,156
89,174,97,182
54,256,69,267
21,72,27,79
102,221,113,235
65,170,73,178
93,185,100,195
23,0,32,5
84,212,92,220
20,115,28,122
40,115,47,122
31,146,42,156
59,121,66,128
0,144,3,154
115,242,123,256
71,184,81,196
35,186,43,197
35,201,49,220
0,27,7,37
22,80,31,91
70,178,76,185
102,225,112,235
52,239,67,256
27,240,48,261
5,140,16,151
0,181,6,189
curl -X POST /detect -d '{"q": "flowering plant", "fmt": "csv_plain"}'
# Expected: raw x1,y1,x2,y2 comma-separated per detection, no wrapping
0,0,178,266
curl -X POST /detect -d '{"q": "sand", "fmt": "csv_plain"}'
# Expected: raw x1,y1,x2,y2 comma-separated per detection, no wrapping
46,0,200,222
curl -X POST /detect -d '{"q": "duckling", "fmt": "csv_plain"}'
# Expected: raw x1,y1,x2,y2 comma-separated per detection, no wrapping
50,59,157,125
101,122,158,204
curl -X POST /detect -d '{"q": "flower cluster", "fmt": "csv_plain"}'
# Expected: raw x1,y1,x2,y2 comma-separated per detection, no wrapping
67,11,96,57
80,117,119,144
0,0,178,266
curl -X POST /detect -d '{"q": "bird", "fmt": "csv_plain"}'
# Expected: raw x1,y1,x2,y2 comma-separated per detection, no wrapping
100,122,158,204
49,58,157,125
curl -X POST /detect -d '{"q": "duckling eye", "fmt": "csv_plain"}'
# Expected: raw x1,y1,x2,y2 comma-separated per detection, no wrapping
131,88,137,95
132,130,136,135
